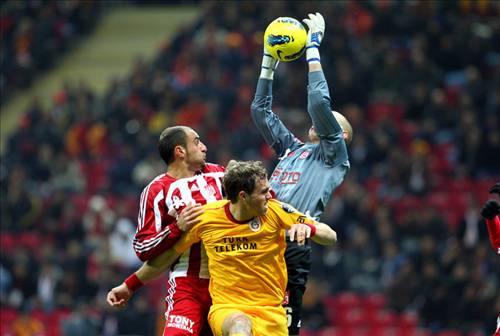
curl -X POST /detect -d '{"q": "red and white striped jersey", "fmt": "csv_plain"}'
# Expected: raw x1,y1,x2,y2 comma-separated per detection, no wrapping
133,163,225,279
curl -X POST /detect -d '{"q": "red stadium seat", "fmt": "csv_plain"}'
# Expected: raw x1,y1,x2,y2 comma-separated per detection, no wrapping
0,308,18,332
397,121,418,150
435,331,461,336
20,232,43,252
362,293,387,311
30,309,47,323
399,311,419,329
334,292,363,310
333,307,369,327
319,326,370,336
47,308,72,335
370,326,402,336
71,194,91,217
300,329,318,336
372,310,398,327
318,326,338,336
364,178,383,194
0,233,16,254
400,328,432,336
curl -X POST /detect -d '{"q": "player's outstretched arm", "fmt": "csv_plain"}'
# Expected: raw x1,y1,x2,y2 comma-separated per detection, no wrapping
303,12,324,73
106,248,181,308
310,222,337,246
303,12,346,151
481,198,500,251
251,50,300,157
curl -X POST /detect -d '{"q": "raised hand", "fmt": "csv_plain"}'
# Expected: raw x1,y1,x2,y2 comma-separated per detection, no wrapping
303,12,325,48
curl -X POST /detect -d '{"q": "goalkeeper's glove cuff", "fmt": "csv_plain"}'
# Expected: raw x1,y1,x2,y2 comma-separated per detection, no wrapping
260,53,278,80
306,46,320,64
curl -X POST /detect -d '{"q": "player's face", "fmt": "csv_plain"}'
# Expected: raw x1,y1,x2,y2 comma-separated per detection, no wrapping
246,177,272,217
184,129,207,169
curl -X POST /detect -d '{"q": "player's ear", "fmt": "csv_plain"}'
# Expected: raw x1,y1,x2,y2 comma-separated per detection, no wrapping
175,145,186,159
238,190,247,201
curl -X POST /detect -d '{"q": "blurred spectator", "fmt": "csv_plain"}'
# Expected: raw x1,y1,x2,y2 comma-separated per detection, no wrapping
61,302,100,336
109,216,140,271
0,0,103,101
10,307,45,336
457,195,488,250
36,261,62,311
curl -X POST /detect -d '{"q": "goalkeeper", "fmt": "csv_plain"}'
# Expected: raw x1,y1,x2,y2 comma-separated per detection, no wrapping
251,12,352,335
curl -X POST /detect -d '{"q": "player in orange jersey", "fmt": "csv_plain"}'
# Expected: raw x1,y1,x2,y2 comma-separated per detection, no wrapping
108,160,337,336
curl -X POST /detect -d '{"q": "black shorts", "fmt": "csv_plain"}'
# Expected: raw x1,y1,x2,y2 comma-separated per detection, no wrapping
284,238,311,335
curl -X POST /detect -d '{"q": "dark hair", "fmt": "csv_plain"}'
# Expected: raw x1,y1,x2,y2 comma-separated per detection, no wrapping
158,126,188,165
223,160,268,202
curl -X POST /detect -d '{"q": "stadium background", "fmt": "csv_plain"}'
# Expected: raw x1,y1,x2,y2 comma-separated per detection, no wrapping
1,1,499,335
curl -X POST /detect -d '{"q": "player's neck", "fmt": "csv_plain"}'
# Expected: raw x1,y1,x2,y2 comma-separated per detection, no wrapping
166,161,197,179
228,203,254,223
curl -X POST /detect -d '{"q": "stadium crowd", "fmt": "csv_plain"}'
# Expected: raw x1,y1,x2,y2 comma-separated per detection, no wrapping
0,0,103,102
1,1,499,335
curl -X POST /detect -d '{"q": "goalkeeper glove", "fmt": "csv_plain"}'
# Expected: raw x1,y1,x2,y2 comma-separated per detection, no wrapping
489,183,500,196
481,200,500,220
260,53,279,80
303,12,325,64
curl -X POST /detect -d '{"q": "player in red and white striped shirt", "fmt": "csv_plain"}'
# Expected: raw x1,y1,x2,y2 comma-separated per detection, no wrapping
110,126,224,336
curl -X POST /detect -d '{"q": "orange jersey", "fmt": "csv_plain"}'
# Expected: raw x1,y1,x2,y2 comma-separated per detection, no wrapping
173,199,316,307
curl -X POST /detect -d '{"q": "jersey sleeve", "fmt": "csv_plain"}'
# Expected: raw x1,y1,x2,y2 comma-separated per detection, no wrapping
485,215,500,252
251,78,303,157
132,181,183,261
269,199,316,230
307,71,349,166
173,220,201,254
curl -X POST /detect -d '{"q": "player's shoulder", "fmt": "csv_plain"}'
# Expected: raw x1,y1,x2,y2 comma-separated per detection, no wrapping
202,163,225,173
141,173,171,193
202,199,229,211
199,200,229,220
268,199,300,214
138,174,172,205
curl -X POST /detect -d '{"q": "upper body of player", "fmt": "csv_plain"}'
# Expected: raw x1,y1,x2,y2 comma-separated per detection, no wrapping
251,12,351,335
107,160,337,336
480,183,500,253
133,125,225,277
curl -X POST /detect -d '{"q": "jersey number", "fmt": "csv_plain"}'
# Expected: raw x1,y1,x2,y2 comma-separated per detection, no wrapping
285,307,292,327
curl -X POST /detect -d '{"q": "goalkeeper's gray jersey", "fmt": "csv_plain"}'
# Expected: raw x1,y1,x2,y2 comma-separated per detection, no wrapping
251,72,349,221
